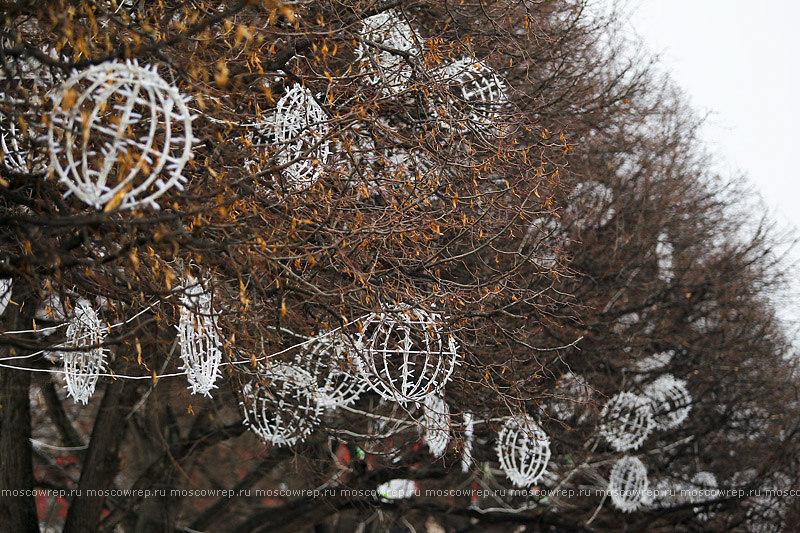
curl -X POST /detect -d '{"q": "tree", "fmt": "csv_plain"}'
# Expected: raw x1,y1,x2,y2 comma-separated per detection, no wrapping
0,1,797,532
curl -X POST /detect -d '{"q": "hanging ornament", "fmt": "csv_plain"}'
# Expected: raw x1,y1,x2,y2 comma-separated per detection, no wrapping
0,278,11,317
421,394,450,457
690,471,719,520
643,374,692,431
608,455,649,513
634,350,674,373
461,412,475,473
435,57,508,133
48,60,195,210
356,10,419,94
599,391,654,451
299,332,367,409
548,372,593,422
656,234,674,282
352,305,459,404
376,479,417,501
177,280,223,396
62,299,106,404
240,362,321,447
495,415,551,488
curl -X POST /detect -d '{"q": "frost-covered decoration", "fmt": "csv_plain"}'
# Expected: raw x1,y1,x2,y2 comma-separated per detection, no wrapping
655,234,674,282
495,415,551,488
567,180,615,229
377,479,417,501
0,278,11,317
177,280,223,396
421,394,450,457
599,392,654,451
62,299,106,404
353,305,459,404
690,471,719,520
48,60,195,210
548,372,593,422
643,375,691,431
461,412,474,473
634,350,674,373
300,332,367,409
608,456,649,513
240,362,320,447
435,57,508,132
256,83,330,190
356,10,419,94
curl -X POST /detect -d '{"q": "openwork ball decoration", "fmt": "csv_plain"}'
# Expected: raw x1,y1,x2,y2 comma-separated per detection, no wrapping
356,11,419,94
240,362,321,447
377,479,417,501
352,306,459,404
177,281,223,396
461,412,474,473
421,394,450,457
300,332,367,409
63,299,107,404
0,278,11,317
608,455,649,513
48,60,195,210
643,375,691,431
495,415,551,488
436,57,508,132
599,392,654,451
548,372,593,422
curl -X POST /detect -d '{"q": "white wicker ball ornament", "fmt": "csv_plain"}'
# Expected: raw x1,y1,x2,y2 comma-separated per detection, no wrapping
240,362,320,447
300,332,367,409
421,394,450,457
177,281,223,396
548,372,593,422
599,391,654,451
63,299,106,404
48,60,195,210
356,11,419,94
608,455,649,513
643,374,691,431
436,57,508,132
352,306,459,404
495,415,551,488
461,412,474,473
0,278,11,317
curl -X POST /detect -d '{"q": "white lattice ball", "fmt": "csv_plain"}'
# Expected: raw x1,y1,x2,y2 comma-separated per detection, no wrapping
63,299,106,404
421,394,450,457
300,332,367,409
548,372,593,422
643,374,691,431
495,415,551,488
0,278,11,317
461,412,474,473
48,60,195,210
435,57,508,132
608,455,649,513
240,362,320,447
356,10,418,94
599,391,654,451
177,280,223,396
352,306,459,404
377,479,417,501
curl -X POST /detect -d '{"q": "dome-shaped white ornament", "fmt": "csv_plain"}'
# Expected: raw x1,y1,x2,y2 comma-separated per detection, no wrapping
352,305,459,404
608,455,649,513
461,412,474,473
421,394,450,457
0,278,11,317
62,299,106,404
356,10,419,94
599,391,654,451
240,362,320,447
177,280,223,396
495,415,551,488
299,332,367,409
643,374,691,431
47,60,195,210
435,57,508,132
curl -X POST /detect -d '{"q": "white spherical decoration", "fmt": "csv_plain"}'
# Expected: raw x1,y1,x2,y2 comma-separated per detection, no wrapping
63,299,106,404
435,57,508,132
177,281,223,396
0,278,11,317
300,332,367,409
421,394,450,457
548,372,593,422
48,60,195,210
352,306,459,404
608,455,649,513
495,415,551,488
461,412,474,473
377,478,417,501
599,391,654,451
240,362,320,447
356,11,419,94
643,375,691,431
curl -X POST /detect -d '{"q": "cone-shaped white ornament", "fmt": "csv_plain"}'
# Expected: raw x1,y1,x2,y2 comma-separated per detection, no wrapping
63,299,106,404
608,455,649,513
177,280,223,396
599,391,654,451
643,374,691,430
495,415,551,488
422,394,450,457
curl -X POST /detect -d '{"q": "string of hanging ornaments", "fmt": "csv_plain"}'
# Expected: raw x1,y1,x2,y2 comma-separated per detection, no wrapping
240,362,322,447
298,331,367,409
352,305,459,405
608,455,649,513
252,83,330,191
642,374,692,431
47,60,195,211
176,279,223,396
421,394,451,457
62,299,107,404
599,391,655,451
495,415,551,488
434,57,508,133
461,412,474,473
0,278,11,317
356,10,419,95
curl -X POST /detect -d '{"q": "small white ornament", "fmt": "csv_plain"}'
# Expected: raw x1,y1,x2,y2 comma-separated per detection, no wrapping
690,471,719,520
300,332,367,409
421,394,450,457
377,479,417,501
177,280,223,396
461,412,474,473
48,60,195,210
352,305,459,404
599,391,654,451
356,11,419,94
435,57,508,132
495,415,551,488
608,455,649,513
0,278,11,317
240,362,320,447
643,374,691,431
63,299,106,404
